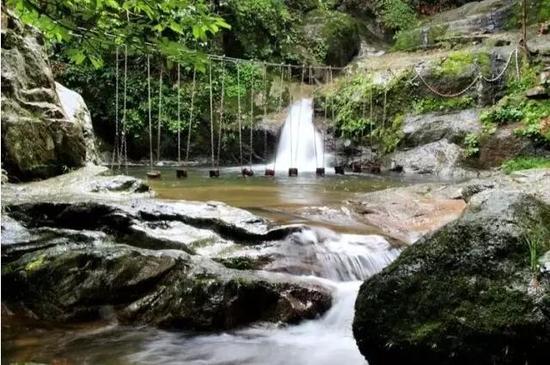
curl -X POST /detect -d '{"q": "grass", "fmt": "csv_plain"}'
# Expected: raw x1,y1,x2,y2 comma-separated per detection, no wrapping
523,222,550,273
501,156,550,174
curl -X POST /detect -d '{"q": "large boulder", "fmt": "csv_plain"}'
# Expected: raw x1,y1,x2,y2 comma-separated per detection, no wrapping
384,139,478,178
1,195,333,330
353,188,550,365
2,235,331,329
55,82,100,164
401,109,481,147
1,12,97,181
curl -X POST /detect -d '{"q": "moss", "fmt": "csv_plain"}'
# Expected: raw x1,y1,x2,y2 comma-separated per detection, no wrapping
413,95,475,114
435,50,474,78
214,256,272,270
392,24,448,51
24,254,46,272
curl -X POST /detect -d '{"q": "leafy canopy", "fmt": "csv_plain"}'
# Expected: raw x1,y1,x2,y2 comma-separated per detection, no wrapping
7,0,230,69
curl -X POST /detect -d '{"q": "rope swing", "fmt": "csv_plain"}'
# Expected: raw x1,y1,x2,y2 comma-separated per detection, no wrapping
330,66,344,175
176,63,187,178
216,59,226,169
262,63,270,176
121,44,129,174
237,63,244,173
288,65,297,177
310,65,324,177
146,55,160,179
209,60,219,178
246,70,255,176
267,64,284,176
157,64,163,164
111,46,120,169
185,67,197,164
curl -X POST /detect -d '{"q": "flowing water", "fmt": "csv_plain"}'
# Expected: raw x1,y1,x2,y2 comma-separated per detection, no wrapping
274,98,325,172
3,98,407,364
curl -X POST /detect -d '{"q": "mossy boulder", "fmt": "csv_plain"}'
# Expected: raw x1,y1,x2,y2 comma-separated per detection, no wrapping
353,189,550,365
300,10,360,66
1,12,96,181
2,222,331,330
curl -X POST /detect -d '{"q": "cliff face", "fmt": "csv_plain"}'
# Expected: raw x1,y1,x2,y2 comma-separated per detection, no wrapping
1,12,98,182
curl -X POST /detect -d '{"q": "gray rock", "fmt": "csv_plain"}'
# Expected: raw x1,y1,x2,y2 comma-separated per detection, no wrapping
353,189,550,365
55,82,100,163
385,139,478,178
1,234,331,329
89,175,149,193
1,13,95,181
401,109,481,147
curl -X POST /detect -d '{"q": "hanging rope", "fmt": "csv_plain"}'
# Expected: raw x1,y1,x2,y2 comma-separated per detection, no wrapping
177,63,181,164
263,62,268,168
273,63,284,171
369,85,374,148
237,63,243,170
111,46,120,168
480,48,518,82
157,64,162,163
415,67,480,98
311,65,318,168
209,60,215,169
382,86,387,131
294,65,306,166
288,65,294,168
185,67,196,164
217,59,225,168
147,55,153,171
249,71,254,169
121,44,128,173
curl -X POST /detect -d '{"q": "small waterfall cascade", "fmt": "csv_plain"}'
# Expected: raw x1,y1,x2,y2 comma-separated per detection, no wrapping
129,226,400,365
274,98,324,172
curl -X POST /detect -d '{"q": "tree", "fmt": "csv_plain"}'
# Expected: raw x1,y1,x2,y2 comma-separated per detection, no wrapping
6,0,230,69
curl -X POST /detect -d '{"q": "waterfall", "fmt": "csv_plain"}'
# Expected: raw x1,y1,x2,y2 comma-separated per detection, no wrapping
274,98,324,172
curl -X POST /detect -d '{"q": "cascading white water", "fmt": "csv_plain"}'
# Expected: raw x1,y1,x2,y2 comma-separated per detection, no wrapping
274,98,324,172
127,227,401,365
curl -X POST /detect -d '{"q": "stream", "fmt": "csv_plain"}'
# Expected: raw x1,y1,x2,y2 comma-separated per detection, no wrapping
3,98,404,364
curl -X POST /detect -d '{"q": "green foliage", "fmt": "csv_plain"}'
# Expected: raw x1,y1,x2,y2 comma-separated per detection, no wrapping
502,156,550,174
521,219,550,273
222,0,297,60
7,0,229,68
413,96,474,114
318,70,415,153
57,57,281,158
376,0,418,31
463,133,480,158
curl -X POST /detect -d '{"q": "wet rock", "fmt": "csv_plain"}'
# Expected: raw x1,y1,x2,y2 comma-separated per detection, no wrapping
350,184,467,244
353,189,550,365
89,175,149,193
400,109,481,148
385,139,479,178
1,12,95,181
1,237,332,329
